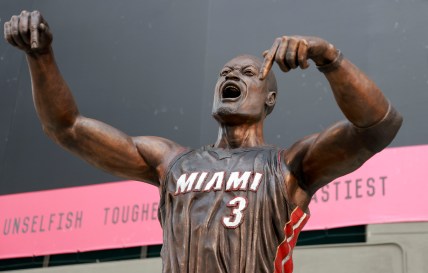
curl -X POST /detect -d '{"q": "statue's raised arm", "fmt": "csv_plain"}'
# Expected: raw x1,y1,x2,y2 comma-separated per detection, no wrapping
260,35,403,208
3,10,184,186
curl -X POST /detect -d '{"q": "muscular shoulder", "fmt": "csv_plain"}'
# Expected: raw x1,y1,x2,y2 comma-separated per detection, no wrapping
133,136,186,182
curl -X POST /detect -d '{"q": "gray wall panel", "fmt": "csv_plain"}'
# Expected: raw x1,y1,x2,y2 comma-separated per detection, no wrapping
294,243,405,273
367,222,428,273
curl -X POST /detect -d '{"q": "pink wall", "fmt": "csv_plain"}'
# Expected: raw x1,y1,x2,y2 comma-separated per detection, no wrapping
1,145,427,259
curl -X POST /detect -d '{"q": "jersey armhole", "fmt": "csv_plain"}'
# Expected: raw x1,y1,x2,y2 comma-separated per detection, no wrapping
277,148,311,216
159,148,193,191
158,148,193,227
277,149,292,211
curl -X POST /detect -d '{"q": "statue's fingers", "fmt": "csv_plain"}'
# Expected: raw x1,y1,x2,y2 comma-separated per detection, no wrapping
39,22,47,31
10,15,26,48
297,39,309,69
38,13,50,33
38,14,53,46
30,10,41,49
4,21,18,46
3,21,7,40
259,38,280,80
19,10,31,45
39,21,52,43
285,37,299,69
275,36,290,73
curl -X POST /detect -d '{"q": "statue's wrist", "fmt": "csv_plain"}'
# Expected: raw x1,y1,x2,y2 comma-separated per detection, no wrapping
316,49,343,73
312,43,337,65
26,46,53,59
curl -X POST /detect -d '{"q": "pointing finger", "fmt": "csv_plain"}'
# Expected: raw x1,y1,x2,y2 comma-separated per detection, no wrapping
30,10,41,49
259,38,280,80
275,36,290,73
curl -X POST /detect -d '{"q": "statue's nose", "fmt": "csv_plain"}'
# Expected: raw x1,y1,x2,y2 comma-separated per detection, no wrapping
225,70,240,81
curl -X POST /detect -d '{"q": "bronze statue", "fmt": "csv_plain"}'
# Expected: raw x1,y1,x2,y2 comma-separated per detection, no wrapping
4,10,402,273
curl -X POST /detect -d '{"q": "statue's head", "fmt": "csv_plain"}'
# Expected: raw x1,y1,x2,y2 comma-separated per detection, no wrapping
212,55,277,125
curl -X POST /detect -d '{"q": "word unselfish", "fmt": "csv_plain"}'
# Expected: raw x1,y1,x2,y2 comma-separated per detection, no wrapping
2,211,83,236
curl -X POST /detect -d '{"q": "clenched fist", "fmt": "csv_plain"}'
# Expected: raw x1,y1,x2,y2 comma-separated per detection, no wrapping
259,36,339,80
3,10,52,54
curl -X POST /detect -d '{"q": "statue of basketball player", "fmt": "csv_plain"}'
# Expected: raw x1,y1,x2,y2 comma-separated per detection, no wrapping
4,11,402,273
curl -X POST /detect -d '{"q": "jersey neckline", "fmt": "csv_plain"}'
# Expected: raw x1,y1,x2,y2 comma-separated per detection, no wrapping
203,144,277,153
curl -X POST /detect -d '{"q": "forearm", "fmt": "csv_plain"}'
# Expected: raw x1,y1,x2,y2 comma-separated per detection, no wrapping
321,53,390,128
319,51,402,152
27,47,79,133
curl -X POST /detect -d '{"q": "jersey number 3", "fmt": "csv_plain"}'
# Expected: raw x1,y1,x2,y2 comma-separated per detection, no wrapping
222,196,248,228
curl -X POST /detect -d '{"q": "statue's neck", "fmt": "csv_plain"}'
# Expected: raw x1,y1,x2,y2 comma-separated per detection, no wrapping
214,122,265,149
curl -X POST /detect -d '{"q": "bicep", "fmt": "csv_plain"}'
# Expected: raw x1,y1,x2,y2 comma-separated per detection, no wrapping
295,105,401,194
285,104,402,197
300,121,373,194
50,116,182,185
303,105,402,193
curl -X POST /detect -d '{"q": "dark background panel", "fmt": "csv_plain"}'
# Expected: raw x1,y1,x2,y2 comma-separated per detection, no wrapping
1,0,427,195
200,0,428,148
0,0,209,194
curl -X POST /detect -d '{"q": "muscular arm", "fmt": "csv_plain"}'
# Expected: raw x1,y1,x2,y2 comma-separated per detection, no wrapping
261,36,402,201
5,11,184,185
295,55,402,194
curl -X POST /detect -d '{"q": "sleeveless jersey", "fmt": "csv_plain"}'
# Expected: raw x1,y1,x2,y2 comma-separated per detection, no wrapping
158,146,309,273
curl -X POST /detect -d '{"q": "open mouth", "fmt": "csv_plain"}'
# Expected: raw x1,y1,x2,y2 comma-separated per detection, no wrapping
222,82,242,100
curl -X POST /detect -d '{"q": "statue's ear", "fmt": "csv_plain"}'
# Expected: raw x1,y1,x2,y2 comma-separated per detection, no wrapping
265,91,277,116
266,91,277,107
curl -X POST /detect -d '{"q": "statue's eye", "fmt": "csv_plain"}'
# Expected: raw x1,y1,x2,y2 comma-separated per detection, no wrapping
220,70,230,76
244,70,255,76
